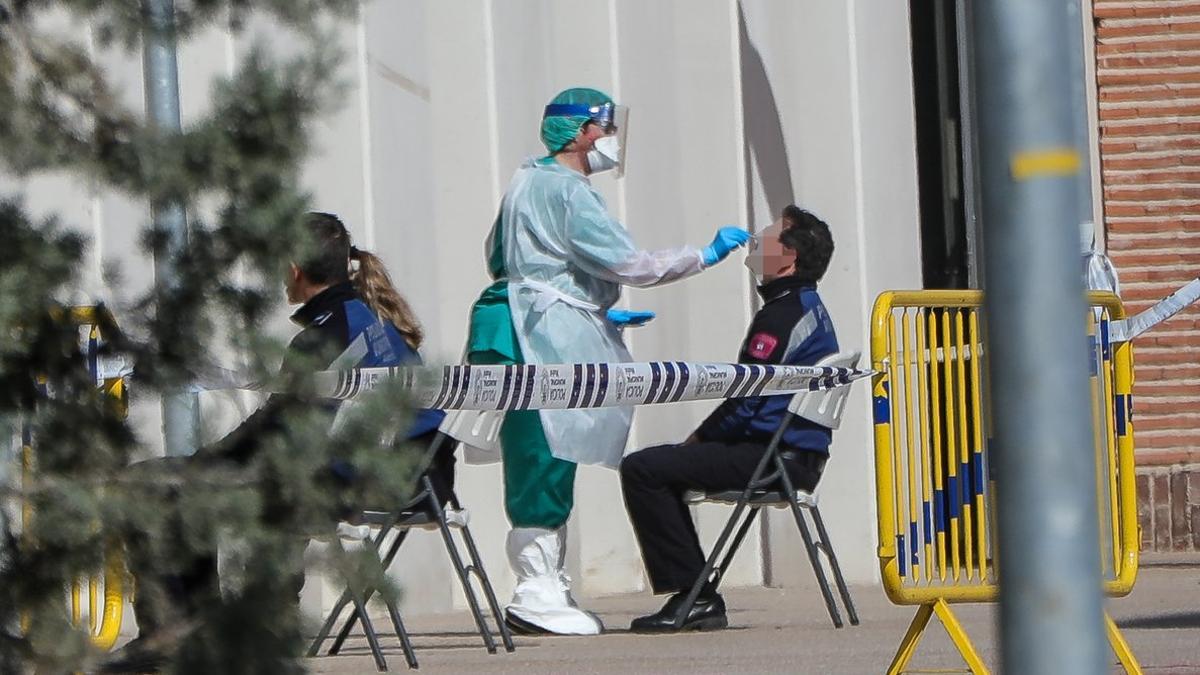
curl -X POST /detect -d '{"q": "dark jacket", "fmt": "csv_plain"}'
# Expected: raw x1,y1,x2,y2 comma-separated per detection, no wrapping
694,276,838,454
210,282,444,462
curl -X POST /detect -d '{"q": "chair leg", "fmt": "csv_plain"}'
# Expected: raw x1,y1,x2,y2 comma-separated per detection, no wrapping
423,476,497,654
810,505,859,626
790,497,843,628
672,502,756,630
715,507,762,586
458,521,516,652
348,587,388,672
330,525,410,655
308,590,353,657
382,592,419,669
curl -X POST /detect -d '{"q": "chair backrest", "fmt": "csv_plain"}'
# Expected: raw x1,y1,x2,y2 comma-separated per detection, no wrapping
786,350,861,430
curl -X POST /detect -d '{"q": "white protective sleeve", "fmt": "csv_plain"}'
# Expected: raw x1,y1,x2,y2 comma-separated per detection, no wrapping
564,183,706,288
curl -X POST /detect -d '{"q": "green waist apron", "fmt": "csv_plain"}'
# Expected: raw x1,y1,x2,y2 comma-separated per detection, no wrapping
467,280,576,529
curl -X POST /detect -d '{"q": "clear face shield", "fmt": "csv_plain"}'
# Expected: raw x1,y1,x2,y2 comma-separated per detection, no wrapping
544,101,629,177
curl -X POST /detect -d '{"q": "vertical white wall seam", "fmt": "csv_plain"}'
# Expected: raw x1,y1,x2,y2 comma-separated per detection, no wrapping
355,9,376,248
1081,0,1105,248
845,1,878,457
607,0,632,345
86,24,104,289
483,0,503,205
608,0,629,235
729,0,753,331
845,0,871,355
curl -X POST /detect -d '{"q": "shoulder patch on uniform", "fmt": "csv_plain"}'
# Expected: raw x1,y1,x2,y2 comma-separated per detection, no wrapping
747,332,779,360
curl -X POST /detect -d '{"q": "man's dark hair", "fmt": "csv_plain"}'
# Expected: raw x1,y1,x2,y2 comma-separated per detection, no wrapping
298,212,351,285
779,205,834,285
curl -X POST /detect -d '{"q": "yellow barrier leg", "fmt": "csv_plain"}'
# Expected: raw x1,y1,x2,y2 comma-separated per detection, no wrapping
888,599,989,675
71,580,82,624
1105,611,1143,675
887,602,934,675
932,598,989,675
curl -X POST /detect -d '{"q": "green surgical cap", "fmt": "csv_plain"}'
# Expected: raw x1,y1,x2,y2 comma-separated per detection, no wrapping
540,87,613,153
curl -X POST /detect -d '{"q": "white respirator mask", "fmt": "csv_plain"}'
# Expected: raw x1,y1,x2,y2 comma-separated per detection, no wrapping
586,135,622,175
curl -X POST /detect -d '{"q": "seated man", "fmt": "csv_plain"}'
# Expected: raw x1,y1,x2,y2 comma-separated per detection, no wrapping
619,206,837,633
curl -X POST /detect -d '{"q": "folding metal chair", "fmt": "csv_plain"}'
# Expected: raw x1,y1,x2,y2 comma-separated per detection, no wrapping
676,351,862,630
307,431,515,671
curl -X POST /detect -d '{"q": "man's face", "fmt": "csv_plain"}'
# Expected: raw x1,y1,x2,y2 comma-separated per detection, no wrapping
285,263,303,304
745,219,796,283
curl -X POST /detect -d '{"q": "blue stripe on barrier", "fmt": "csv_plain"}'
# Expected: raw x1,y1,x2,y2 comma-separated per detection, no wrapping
934,489,946,533
897,534,907,577
947,476,961,519
923,502,933,544
1115,394,1128,437
873,382,890,424
87,334,99,382
873,396,890,424
909,522,919,565
973,456,985,499
1101,319,1112,361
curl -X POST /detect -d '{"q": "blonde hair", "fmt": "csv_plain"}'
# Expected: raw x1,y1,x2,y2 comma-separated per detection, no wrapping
350,247,424,350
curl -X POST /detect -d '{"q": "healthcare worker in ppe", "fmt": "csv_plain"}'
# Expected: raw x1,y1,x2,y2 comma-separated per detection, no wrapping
465,87,751,636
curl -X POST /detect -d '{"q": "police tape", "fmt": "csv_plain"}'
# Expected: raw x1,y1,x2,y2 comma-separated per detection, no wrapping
198,361,874,411
1109,277,1200,343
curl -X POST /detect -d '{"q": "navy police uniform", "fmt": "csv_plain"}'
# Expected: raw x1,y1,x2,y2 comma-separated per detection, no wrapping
620,275,838,595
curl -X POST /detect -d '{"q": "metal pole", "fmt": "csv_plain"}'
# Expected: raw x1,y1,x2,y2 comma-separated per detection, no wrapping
971,1,1106,673
142,0,199,456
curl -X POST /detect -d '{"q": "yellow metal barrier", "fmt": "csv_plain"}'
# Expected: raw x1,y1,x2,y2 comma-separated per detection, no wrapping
871,290,1140,674
21,306,127,650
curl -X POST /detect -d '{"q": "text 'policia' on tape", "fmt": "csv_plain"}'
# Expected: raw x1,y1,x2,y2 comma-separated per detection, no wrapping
203,362,874,412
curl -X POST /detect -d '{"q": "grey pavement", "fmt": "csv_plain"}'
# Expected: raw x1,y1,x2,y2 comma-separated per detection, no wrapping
306,565,1200,674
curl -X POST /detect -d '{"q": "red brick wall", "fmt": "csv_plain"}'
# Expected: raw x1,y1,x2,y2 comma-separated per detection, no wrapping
1095,0,1200,551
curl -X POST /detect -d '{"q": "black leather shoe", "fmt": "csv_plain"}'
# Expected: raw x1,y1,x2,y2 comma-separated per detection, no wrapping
630,592,727,633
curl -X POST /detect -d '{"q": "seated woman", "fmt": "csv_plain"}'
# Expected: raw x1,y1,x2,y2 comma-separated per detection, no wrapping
107,212,452,672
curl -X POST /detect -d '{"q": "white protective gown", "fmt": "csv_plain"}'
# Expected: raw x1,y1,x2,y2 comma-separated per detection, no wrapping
492,158,707,467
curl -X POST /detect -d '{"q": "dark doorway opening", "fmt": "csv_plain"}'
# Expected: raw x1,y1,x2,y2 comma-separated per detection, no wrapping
909,1,973,289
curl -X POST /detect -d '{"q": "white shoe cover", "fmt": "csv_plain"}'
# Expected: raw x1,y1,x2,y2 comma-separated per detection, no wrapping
505,526,603,635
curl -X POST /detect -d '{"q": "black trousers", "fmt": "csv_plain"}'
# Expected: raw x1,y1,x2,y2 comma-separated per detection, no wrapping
126,431,459,639
414,430,459,510
619,440,824,595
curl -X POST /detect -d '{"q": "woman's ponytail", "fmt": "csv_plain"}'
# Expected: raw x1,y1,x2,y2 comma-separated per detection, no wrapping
349,247,424,350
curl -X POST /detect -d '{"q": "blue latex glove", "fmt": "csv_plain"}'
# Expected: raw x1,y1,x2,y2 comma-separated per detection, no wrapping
606,308,656,328
702,226,752,266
